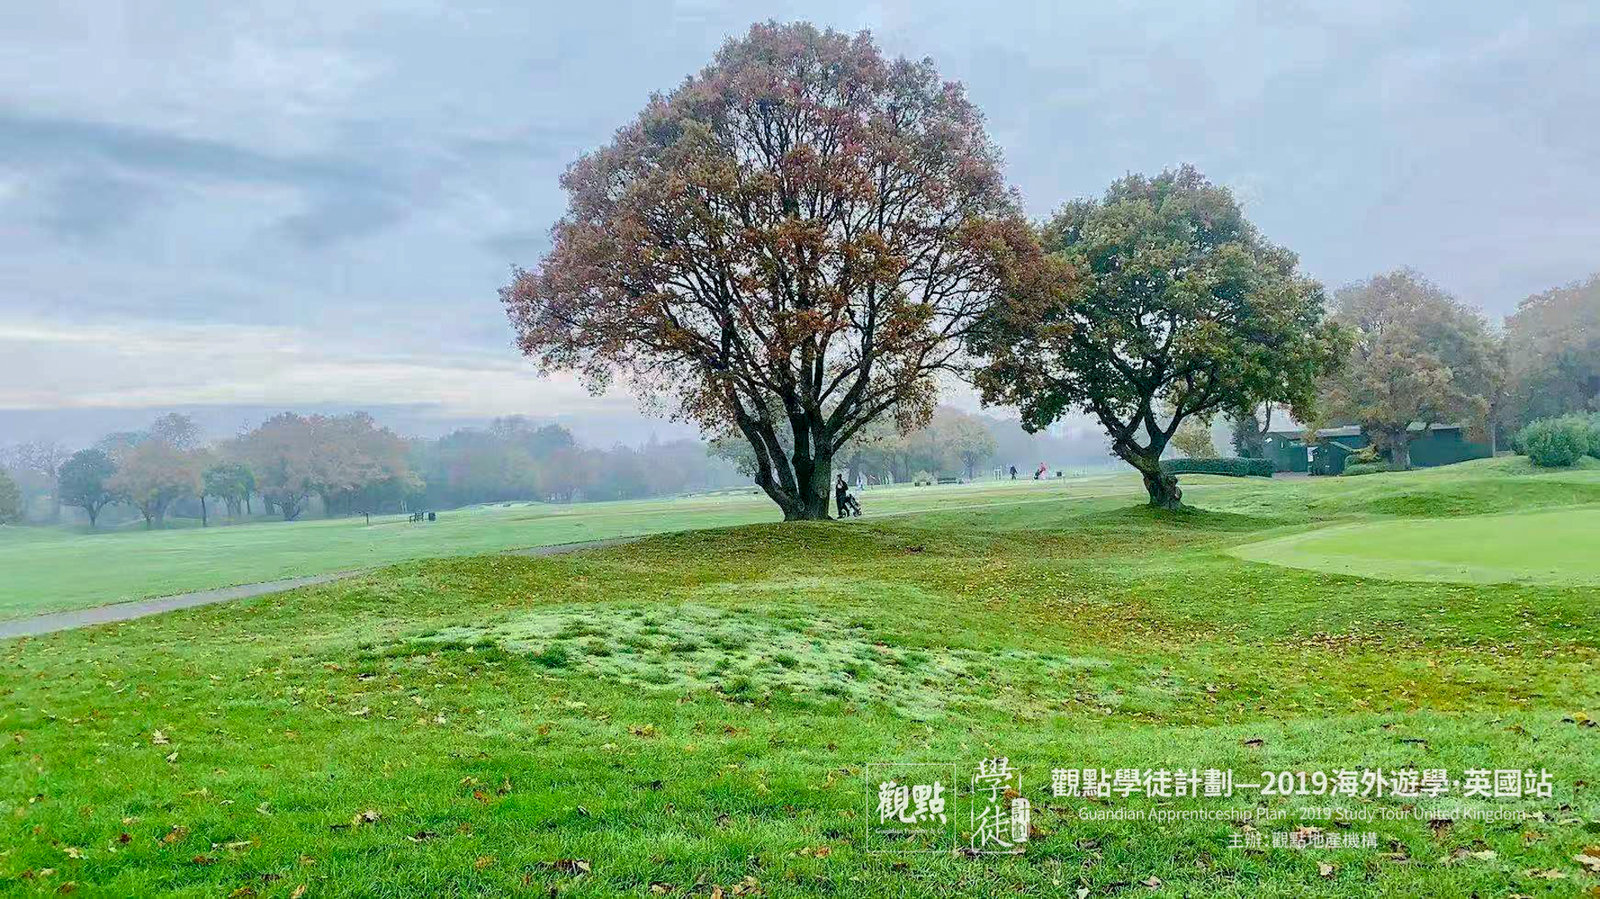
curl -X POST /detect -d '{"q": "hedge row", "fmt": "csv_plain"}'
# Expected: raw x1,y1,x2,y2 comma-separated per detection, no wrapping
1516,414,1600,468
1160,457,1275,478
1342,461,1392,476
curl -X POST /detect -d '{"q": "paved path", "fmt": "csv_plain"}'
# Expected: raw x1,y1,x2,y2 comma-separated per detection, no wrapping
0,537,635,640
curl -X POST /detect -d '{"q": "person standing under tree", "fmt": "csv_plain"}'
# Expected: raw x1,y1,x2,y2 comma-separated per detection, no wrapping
835,475,861,518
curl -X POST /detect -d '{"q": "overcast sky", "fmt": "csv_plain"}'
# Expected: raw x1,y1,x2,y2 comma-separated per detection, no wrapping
2,0,1596,441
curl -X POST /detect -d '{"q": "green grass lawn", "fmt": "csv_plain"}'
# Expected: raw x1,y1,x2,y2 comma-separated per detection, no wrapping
0,476,1127,619
1232,505,1600,586
2,458,1599,896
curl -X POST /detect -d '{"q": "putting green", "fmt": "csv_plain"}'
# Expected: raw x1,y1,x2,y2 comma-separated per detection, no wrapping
1230,505,1600,586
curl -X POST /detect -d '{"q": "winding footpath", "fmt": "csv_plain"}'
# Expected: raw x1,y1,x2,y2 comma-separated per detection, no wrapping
0,537,635,640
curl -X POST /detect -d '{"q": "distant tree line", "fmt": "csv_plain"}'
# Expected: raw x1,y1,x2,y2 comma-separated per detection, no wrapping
410,416,745,508
0,412,753,530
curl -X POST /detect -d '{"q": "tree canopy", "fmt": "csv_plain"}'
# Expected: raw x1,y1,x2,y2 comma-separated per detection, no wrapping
231,412,413,521
502,22,1046,519
1320,269,1502,467
1504,272,1600,427
107,438,201,528
58,448,118,528
971,166,1343,508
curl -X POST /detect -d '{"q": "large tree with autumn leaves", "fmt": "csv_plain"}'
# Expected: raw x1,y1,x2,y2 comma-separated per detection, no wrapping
502,22,1047,520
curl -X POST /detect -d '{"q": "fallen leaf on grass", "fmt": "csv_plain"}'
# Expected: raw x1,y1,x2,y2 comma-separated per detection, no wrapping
1318,862,1334,878
161,826,188,846
1574,847,1600,872
1526,868,1567,879
405,831,438,843
650,883,675,894
1241,738,1264,748
151,731,169,745
291,887,306,899
1142,874,1162,889
1441,847,1496,864
474,856,495,870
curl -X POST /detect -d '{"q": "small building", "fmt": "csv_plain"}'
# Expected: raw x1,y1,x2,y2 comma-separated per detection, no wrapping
1262,423,1491,475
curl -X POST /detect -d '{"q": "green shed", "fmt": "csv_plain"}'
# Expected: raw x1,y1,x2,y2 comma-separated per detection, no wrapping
1262,424,1490,475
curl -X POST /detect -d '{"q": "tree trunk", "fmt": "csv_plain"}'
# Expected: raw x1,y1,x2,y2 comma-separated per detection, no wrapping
1387,440,1411,470
780,451,833,521
1140,465,1183,510
200,496,208,527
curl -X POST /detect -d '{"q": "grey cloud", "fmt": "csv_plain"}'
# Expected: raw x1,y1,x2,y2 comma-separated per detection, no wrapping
0,109,409,242
37,170,155,240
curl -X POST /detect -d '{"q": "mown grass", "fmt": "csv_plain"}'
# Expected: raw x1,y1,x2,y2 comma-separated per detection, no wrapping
1,457,1598,896
0,475,1127,619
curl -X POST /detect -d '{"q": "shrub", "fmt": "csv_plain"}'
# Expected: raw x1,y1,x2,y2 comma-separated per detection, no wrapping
1346,445,1382,465
1170,419,1219,459
1589,414,1600,459
1159,458,1274,478
1517,416,1591,467
1342,461,1392,476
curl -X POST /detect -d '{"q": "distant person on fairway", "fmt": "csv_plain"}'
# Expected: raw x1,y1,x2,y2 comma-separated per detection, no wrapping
1035,462,1048,480
835,475,861,518
1009,465,1017,480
